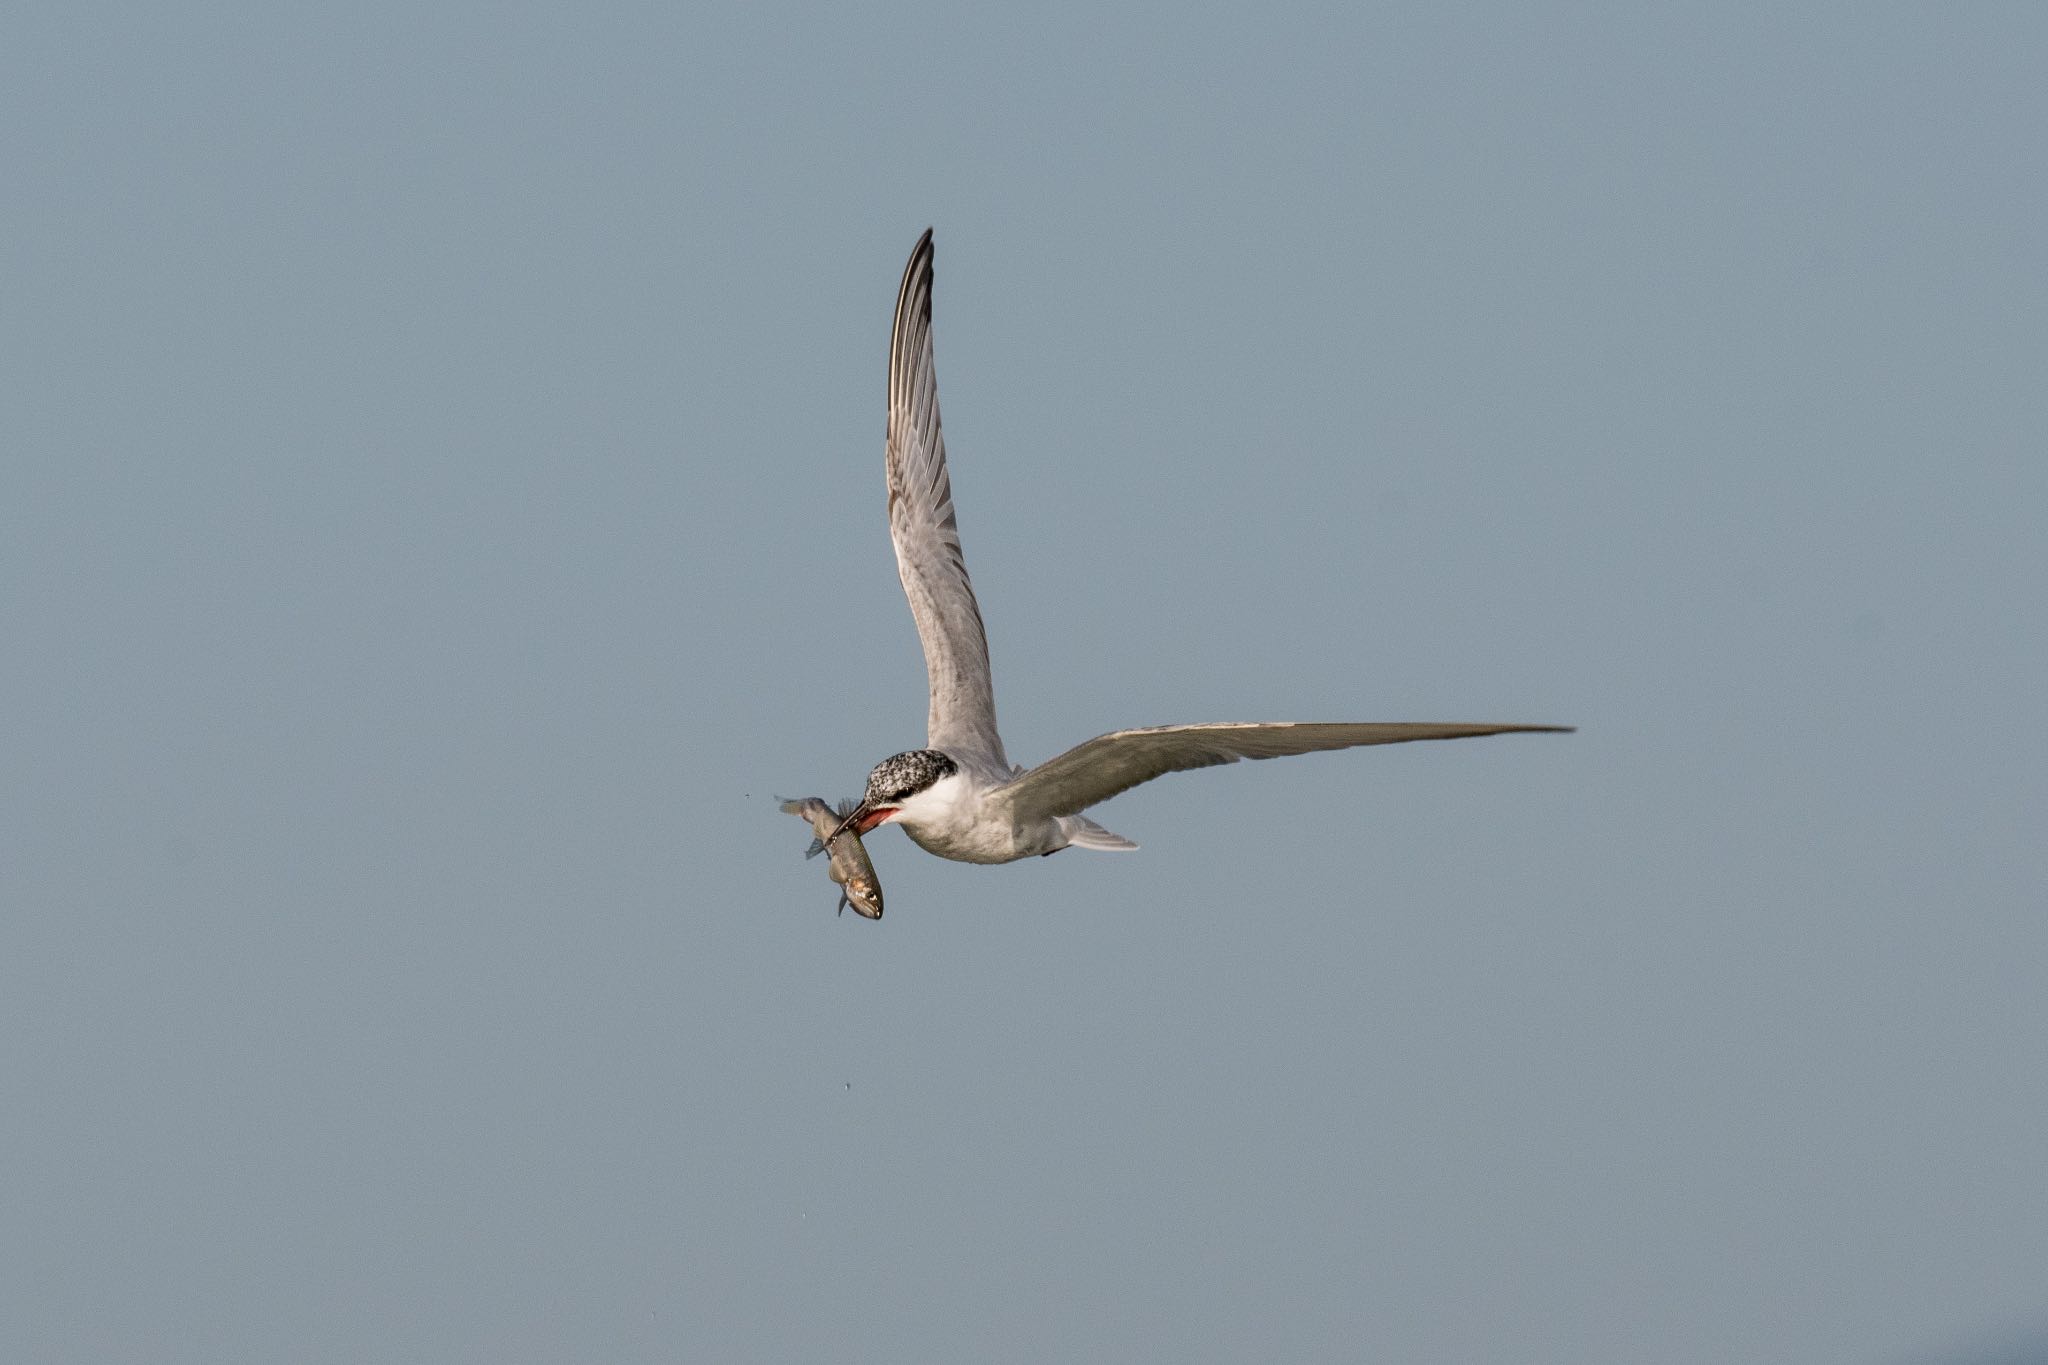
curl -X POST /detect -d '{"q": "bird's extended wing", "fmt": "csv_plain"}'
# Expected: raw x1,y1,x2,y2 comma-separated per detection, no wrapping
990,721,1573,823
887,230,1006,769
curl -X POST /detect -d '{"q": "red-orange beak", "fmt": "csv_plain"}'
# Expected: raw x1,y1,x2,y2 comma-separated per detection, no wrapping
853,805,898,835
828,799,897,844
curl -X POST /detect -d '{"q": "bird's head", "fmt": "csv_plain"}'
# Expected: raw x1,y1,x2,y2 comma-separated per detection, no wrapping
835,749,959,838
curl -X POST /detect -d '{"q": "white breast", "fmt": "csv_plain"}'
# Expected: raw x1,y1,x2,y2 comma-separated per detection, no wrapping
888,770,1063,864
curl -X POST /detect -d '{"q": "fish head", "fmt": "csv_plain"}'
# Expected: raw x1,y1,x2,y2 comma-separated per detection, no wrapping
840,873,883,920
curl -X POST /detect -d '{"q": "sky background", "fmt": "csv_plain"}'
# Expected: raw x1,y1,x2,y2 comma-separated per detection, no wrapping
4,5,2045,1363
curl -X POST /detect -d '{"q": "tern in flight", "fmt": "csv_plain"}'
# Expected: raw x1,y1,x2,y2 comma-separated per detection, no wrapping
832,230,1570,865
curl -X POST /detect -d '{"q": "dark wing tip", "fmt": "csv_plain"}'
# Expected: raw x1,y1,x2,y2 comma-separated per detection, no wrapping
903,229,935,288
891,231,938,377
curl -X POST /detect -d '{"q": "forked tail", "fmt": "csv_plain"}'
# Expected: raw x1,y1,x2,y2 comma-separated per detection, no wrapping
1062,815,1139,852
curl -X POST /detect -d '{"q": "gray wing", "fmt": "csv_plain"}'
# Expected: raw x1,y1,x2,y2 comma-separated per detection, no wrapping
990,721,1573,823
887,229,1007,769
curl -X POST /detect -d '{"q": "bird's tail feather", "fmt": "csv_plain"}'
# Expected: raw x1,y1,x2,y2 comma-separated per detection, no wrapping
1063,816,1139,852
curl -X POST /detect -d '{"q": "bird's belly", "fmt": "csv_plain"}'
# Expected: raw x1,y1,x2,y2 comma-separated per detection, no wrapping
902,817,1057,865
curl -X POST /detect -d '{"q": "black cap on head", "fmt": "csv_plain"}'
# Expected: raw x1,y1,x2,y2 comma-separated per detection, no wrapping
863,749,958,806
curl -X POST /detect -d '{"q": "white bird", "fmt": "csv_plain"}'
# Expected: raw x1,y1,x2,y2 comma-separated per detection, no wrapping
834,230,1570,865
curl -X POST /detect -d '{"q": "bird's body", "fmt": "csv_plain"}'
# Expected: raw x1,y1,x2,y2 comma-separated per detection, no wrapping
880,763,1133,864
832,230,1570,869
884,767,1027,864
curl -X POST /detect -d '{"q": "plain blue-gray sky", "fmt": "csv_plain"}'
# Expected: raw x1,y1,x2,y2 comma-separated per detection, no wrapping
5,5,2044,1362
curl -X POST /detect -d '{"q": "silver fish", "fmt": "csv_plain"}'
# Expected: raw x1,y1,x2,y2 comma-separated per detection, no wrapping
779,797,884,919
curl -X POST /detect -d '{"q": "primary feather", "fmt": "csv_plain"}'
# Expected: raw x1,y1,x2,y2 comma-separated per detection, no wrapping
990,721,1573,826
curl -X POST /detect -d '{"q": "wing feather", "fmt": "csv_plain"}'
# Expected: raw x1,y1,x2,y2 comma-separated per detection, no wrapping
887,230,1006,768
991,722,1573,824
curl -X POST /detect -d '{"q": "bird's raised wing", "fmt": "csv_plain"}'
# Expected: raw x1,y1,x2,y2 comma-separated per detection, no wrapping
990,721,1573,823
887,230,1006,769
